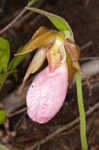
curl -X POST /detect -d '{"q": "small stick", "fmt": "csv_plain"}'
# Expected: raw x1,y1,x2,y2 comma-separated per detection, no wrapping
0,0,46,35
80,41,93,51
7,107,27,118
0,8,26,35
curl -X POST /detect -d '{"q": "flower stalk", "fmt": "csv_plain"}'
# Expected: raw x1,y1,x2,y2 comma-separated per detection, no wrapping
76,71,88,150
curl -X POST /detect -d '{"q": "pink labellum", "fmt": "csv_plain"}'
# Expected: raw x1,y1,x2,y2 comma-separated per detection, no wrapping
26,64,68,124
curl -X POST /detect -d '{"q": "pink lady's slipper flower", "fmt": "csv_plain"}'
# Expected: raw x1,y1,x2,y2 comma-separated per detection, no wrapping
26,39,69,123
26,63,68,123
16,27,80,123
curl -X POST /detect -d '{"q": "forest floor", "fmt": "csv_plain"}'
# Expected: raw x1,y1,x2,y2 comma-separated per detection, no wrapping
0,0,99,150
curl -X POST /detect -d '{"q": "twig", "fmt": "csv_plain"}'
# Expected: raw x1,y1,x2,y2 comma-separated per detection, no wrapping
26,101,99,150
17,0,46,27
80,41,93,51
0,8,26,35
0,0,46,35
7,107,27,117
80,57,99,61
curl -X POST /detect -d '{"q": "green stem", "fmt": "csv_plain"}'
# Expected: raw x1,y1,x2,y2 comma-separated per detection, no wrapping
75,71,88,150
27,0,40,7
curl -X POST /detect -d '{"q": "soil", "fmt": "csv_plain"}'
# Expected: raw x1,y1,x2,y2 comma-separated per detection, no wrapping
0,0,99,150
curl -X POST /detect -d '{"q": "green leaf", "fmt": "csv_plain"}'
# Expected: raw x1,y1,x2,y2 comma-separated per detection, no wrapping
0,37,10,73
0,145,17,150
25,7,74,41
8,46,25,70
0,110,6,125
0,145,10,150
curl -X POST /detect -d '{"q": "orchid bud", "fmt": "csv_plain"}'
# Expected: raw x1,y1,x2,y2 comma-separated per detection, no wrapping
26,63,68,124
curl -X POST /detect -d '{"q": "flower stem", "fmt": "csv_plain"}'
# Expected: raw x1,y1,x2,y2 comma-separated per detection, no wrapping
76,71,88,150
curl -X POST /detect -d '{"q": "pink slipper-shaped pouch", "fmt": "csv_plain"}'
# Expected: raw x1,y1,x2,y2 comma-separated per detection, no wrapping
26,63,68,124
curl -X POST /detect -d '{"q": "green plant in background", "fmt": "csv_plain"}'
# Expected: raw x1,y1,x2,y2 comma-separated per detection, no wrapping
0,144,17,150
0,109,6,125
0,38,26,129
0,37,25,89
